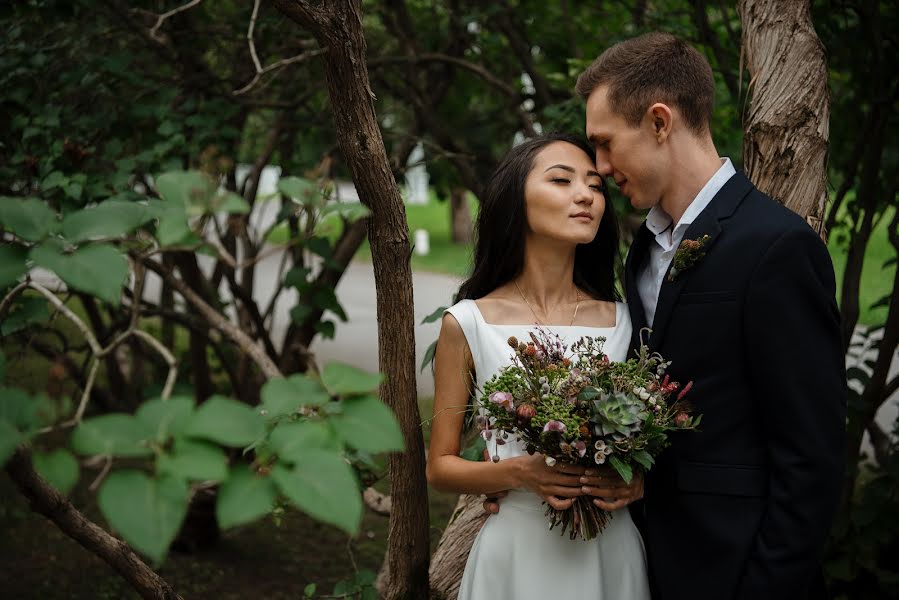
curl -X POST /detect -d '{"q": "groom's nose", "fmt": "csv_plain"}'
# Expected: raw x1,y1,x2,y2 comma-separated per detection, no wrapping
594,152,613,177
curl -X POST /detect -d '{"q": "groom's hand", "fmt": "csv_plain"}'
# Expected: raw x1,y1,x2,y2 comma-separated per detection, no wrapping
580,468,644,511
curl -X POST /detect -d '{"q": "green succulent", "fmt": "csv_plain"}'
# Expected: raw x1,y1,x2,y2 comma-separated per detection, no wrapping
591,391,648,438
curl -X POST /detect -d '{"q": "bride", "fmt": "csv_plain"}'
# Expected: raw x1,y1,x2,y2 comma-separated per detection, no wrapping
427,133,650,598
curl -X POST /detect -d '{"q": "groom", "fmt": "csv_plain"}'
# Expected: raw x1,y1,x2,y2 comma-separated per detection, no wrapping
487,32,846,599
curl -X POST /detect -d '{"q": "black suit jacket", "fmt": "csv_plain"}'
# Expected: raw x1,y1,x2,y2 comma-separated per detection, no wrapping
624,172,846,600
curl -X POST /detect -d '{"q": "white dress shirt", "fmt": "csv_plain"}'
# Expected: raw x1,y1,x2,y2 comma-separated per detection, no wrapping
637,158,736,327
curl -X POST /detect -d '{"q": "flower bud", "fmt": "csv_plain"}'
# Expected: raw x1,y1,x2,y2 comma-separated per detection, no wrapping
507,336,519,348
516,404,536,422
674,412,690,428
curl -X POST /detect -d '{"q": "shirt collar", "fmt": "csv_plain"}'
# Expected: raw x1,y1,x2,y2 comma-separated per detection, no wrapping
644,158,736,235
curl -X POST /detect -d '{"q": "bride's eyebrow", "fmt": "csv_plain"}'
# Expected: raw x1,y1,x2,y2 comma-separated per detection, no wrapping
543,164,602,179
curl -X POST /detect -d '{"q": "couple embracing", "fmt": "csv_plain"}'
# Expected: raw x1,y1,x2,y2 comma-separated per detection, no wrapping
426,32,846,600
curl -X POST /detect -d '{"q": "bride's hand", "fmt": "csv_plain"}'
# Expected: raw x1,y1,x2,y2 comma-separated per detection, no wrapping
581,468,644,511
514,453,586,510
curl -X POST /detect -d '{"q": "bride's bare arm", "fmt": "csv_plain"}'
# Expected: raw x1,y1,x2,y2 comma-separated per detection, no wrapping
426,314,584,500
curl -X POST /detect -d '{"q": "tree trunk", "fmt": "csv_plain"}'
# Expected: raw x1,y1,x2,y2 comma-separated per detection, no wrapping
428,495,489,600
739,0,829,235
272,2,430,598
5,448,184,600
450,188,473,245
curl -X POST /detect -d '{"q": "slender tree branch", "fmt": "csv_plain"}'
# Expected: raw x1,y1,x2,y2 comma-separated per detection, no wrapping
148,0,203,42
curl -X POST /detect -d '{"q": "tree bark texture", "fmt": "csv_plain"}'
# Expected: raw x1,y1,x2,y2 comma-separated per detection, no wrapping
428,494,489,600
739,0,829,235
5,448,184,600
450,188,473,245
271,2,430,598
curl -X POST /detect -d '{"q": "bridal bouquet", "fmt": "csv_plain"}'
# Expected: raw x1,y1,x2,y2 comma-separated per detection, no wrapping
478,329,700,541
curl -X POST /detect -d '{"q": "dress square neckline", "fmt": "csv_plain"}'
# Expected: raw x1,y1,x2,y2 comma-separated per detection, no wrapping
468,298,619,331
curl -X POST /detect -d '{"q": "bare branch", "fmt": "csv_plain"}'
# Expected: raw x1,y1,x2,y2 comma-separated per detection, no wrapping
148,0,203,42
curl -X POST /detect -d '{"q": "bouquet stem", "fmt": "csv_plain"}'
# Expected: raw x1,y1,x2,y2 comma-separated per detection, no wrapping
546,496,611,540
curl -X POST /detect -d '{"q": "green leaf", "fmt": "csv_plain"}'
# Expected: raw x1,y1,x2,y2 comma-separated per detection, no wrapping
312,288,347,322
33,448,79,495
98,471,189,564
216,466,277,529
277,176,320,206
320,202,371,223
260,375,330,419
283,266,311,290
61,200,157,243
135,395,195,443
155,171,215,208
271,451,362,535
303,583,317,598
631,449,654,471
421,305,449,324
0,296,50,336
460,435,486,461
330,395,404,454
0,386,46,432
320,363,383,396
420,340,437,373
184,395,265,448
269,421,340,462
71,414,154,458
150,201,193,247
0,245,28,289
289,303,313,324
0,419,25,466
608,454,633,484
157,439,228,482
0,197,58,241
315,320,336,339
30,243,128,306
213,192,250,214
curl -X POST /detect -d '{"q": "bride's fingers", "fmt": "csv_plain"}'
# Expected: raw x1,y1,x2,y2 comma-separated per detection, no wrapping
579,474,627,488
552,462,586,475
540,484,585,498
545,495,575,510
581,485,630,497
593,496,631,511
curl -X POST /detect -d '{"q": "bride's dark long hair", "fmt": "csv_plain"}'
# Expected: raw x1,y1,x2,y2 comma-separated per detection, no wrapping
457,133,621,302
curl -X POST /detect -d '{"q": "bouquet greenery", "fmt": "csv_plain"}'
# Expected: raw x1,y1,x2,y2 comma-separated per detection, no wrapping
479,328,700,540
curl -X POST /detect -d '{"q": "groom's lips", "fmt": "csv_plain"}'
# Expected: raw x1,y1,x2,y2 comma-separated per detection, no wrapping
616,178,628,194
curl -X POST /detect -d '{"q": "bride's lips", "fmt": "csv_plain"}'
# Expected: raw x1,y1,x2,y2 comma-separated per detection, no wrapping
571,211,594,221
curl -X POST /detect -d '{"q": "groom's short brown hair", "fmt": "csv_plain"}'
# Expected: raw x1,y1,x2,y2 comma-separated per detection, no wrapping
576,32,715,134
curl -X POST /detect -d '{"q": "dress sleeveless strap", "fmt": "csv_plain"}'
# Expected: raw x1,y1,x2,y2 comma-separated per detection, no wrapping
444,299,481,362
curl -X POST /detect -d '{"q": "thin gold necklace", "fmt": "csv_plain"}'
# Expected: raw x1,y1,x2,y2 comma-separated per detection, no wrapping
514,280,580,326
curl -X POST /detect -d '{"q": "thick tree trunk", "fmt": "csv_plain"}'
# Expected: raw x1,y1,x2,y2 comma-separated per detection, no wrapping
450,188,473,245
272,2,430,598
5,448,183,600
428,495,488,600
739,0,829,235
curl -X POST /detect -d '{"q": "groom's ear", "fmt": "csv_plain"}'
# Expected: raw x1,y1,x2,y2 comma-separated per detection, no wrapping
647,103,673,143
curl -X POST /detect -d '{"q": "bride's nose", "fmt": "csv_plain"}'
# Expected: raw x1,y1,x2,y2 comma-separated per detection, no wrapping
574,182,594,205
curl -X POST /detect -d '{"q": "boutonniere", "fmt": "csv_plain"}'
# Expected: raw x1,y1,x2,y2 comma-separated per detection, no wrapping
668,234,711,282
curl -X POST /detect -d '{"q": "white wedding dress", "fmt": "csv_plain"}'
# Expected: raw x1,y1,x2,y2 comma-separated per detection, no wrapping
445,299,650,600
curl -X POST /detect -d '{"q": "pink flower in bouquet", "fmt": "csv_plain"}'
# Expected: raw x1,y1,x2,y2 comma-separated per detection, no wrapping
489,391,515,412
674,412,691,428
543,420,567,433
574,440,587,458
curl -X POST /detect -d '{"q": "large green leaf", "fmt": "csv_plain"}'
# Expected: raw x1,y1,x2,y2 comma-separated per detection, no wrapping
277,176,320,207
320,363,383,396
155,171,216,208
0,419,24,466
330,395,404,454
0,296,49,336
30,243,128,306
260,375,330,419
184,395,265,447
71,414,154,457
271,451,362,535
61,200,157,243
0,386,48,432
98,471,189,564
148,200,193,247
0,245,28,289
608,455,634,485
268,420,340,463
319,202,371,223
0,197,58,241
216,466,277,529
157,439,227,482
33,448,80,495
135,395,195,443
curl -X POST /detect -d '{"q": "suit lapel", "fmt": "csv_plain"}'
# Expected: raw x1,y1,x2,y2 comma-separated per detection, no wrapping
625,224,652,350
648,171,754,349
